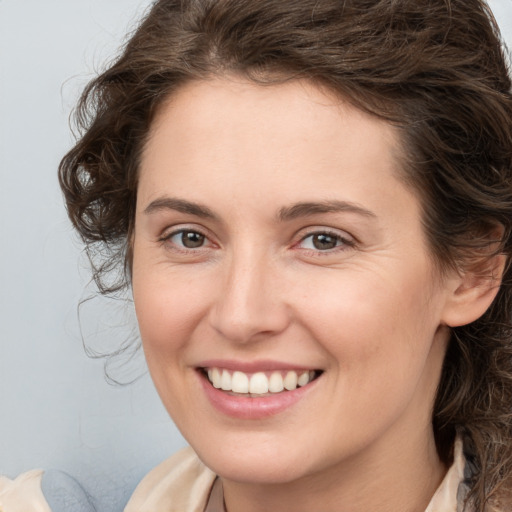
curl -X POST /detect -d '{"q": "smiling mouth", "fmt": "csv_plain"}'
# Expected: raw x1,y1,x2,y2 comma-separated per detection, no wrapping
201,367,322,397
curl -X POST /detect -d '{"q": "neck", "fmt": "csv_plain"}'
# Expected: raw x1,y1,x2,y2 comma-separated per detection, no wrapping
222,428,447,512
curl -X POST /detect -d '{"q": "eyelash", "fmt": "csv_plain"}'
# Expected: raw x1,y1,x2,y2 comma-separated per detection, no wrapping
159,227,355,255
159,228,213,253
295,230,355,254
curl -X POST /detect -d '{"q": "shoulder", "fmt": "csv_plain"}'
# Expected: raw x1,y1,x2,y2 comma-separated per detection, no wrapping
124,446,216,512
1,469,97,512
0,470,51,512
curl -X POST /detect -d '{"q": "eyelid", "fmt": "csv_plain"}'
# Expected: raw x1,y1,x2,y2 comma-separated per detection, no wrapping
293,227,356,252
159,224,216,250
159,224,206,240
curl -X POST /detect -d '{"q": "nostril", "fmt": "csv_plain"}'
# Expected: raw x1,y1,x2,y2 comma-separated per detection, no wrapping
208,302,291,344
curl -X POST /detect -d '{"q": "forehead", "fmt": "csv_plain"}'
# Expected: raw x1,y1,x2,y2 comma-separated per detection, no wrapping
140,77,404,197
147,77,396,145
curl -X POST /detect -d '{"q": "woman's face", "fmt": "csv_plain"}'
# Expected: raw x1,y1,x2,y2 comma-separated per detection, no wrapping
132,78,455,484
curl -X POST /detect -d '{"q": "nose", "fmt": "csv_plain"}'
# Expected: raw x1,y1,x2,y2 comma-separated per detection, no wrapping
208,248,290,344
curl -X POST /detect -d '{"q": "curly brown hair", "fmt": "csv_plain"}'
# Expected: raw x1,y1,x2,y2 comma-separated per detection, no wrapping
59,0,512,509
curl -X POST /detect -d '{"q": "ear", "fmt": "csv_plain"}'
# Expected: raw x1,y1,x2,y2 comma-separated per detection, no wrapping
441,252,507,328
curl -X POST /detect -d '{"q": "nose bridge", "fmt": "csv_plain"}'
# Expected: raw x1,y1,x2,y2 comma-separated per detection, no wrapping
209,241,288,343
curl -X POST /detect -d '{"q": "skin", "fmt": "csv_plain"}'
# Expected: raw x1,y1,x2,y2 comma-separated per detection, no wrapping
131,77,491,512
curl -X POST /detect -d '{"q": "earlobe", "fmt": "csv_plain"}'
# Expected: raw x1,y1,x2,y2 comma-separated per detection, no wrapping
441,254,507,328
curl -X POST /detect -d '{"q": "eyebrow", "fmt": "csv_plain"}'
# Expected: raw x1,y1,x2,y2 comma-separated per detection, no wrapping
278,200,377,222
143,197,218,220
143,197,376,222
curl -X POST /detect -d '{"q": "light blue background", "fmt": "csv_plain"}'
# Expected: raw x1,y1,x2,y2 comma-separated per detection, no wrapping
0,1,511,511
0,1,185,511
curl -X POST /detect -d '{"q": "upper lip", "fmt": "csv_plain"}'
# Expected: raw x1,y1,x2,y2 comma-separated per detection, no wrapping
196,359,321,373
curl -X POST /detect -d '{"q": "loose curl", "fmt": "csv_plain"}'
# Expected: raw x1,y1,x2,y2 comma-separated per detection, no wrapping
59,0,512,508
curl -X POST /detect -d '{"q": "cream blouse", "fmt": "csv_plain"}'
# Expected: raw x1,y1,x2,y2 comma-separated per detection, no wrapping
0,471,51,512
0,439,467,512
124,438,468,512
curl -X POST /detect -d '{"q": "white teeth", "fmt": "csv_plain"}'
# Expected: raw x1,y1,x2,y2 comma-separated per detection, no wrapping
205,368,317,395
283,371,298,391
220,369,231,391
298,371,310,387
211,368,222,389
231,371,249,393
249,372,269,394
268,372,284,393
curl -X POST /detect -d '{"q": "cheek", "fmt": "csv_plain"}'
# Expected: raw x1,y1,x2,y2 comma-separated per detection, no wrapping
131,264,214,420
298,272,445,435
132,261,211,363
294,263,443,376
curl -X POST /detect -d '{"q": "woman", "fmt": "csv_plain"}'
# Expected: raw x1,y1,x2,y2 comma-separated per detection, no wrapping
58,0,512,511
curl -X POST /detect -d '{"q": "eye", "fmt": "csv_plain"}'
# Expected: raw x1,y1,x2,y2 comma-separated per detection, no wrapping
165,229,208,249
298,231,353,252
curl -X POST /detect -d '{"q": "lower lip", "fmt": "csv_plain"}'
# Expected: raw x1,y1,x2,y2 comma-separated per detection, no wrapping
198,371,319,420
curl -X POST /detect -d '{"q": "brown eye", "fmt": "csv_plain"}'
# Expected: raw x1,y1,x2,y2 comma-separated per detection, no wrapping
298,231,353,252
311,233,338,250
180,231,205,248
167,230,207,249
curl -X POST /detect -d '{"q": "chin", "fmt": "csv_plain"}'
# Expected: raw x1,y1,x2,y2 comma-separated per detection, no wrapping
191,432,315,485
205,452,309,485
